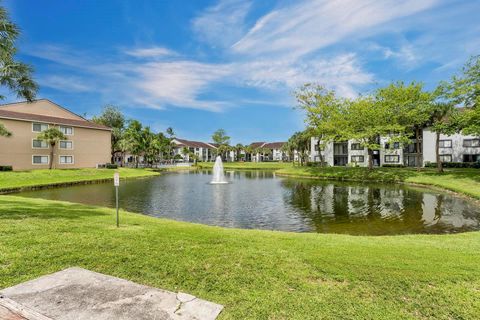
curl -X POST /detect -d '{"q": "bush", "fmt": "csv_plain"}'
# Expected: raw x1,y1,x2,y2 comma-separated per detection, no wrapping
424,162,479,168
382,164,405,168
106,163,118,169
0,165,13,171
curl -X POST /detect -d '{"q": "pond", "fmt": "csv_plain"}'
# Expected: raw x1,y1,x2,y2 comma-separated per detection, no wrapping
17,170,480,235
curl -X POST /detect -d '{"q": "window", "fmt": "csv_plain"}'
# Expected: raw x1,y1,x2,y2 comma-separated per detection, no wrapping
351,143,363,150
59,126,74,135
385,142,400,149
32,123,48,132
384,155,399,163
59,140,73,149
59,155,74,164
439,154,452,162
463,139,480,147
32,155,48,164
351,155,364,163
463,154,479,162
439,140,452,148
32,139,48,149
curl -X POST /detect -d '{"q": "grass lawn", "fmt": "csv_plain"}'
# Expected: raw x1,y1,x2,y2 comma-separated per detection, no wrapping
197,161,292,170
0,195,479,319
276,166,480,200
0,168,159,192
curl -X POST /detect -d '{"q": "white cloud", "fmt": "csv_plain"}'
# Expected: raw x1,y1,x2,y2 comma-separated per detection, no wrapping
192,0,252,47
125,47,176,58
232,0,438,58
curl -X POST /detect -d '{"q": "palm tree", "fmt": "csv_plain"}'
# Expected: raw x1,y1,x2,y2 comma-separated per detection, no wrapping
37,128,66,169
0,123,12,137
0,6,38,101
234,143,244,161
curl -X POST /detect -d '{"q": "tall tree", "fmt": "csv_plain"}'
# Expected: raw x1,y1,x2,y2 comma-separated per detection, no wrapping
0,6,38,101
234,143,244,161
212,129,230,160
375,81,434,170
37,128,66,169
287,131,310,166
92,105,125,163
440,55,480,136
122,120,143,167
341,96,404,170
295,83,344,166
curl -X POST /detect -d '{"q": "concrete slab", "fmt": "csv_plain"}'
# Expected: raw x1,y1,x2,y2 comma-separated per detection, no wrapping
0,267,223,320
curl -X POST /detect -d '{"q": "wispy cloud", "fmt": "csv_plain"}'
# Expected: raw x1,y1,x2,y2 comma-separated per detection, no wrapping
125,47,177,58
192,0,252,48
232,0,438,58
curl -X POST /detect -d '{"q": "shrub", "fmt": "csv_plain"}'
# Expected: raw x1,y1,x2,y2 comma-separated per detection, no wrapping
382,164,405,168
106,163,118,169
0,165,13,171
424,162,479,168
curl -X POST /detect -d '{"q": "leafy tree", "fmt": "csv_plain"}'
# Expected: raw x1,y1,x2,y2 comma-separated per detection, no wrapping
37,128,66,169
0,6,38,101
142,127,161,166
341,96,403,170
234,143,244,161
375,81,434,170
295,84,344,166
286,131,310,166
281,141,294,163
440,55,480,136
0,122,12,137
92,105,125,163
212,129,230,159
440,55,480,108
122,120,143,167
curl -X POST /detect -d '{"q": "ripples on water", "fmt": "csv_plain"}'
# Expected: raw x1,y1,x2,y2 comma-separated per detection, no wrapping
17,170,480,235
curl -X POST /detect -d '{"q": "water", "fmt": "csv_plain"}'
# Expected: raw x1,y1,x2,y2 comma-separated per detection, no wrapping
210,156,228,184
16,170,480,235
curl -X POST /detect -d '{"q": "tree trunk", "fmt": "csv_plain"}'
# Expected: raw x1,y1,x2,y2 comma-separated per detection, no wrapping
435,131,443,173
317,140,324,167
368,149,373,170
49,144,54,170
415,127,422,172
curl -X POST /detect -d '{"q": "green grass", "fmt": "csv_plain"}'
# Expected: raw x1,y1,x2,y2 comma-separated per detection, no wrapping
197,161,292,170
0,168,160,191
0,195,479,319
276,166,480,200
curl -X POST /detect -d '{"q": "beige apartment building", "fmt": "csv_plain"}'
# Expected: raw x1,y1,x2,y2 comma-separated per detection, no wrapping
0,99,111,170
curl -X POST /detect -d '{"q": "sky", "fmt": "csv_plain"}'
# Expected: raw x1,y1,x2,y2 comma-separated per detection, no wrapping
4,0,480,144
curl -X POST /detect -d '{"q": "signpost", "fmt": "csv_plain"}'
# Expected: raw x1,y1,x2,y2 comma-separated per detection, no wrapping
114,172,120,227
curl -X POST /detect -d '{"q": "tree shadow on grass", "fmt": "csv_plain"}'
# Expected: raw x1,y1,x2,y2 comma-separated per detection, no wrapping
0,198,109,220
299,167,420,182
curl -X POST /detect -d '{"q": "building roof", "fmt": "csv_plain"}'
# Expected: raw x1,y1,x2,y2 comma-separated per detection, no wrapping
0,99,87,121
264,142,285,149
0,109,111,131
249,142,266,148
173,138,217,149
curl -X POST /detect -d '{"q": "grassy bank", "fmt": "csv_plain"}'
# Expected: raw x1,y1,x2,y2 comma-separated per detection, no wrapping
276,166,480,200
0,168,159,192
0,196,479,319
197,161,291,170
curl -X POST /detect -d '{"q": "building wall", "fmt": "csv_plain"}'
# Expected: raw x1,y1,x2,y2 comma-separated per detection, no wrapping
423,129,479,164
0,118,111,170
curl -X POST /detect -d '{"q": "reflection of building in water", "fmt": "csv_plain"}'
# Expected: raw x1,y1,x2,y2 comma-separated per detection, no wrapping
282,179,480,234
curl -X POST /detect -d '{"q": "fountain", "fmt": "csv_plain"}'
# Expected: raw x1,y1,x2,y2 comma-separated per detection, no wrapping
210,156,228,184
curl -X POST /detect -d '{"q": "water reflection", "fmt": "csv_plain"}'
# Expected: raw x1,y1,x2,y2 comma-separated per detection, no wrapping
16,170,480,235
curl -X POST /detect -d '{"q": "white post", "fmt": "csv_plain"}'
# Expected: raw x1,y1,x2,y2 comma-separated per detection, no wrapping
114,172,120,227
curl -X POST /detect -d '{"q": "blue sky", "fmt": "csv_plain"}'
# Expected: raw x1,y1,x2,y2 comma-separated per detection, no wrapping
4,0,480,143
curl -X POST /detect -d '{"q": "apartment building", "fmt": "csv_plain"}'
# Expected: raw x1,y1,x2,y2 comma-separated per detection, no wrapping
249,142,287,162
310,128,479,167
171,138,218,162
0,99,111,170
